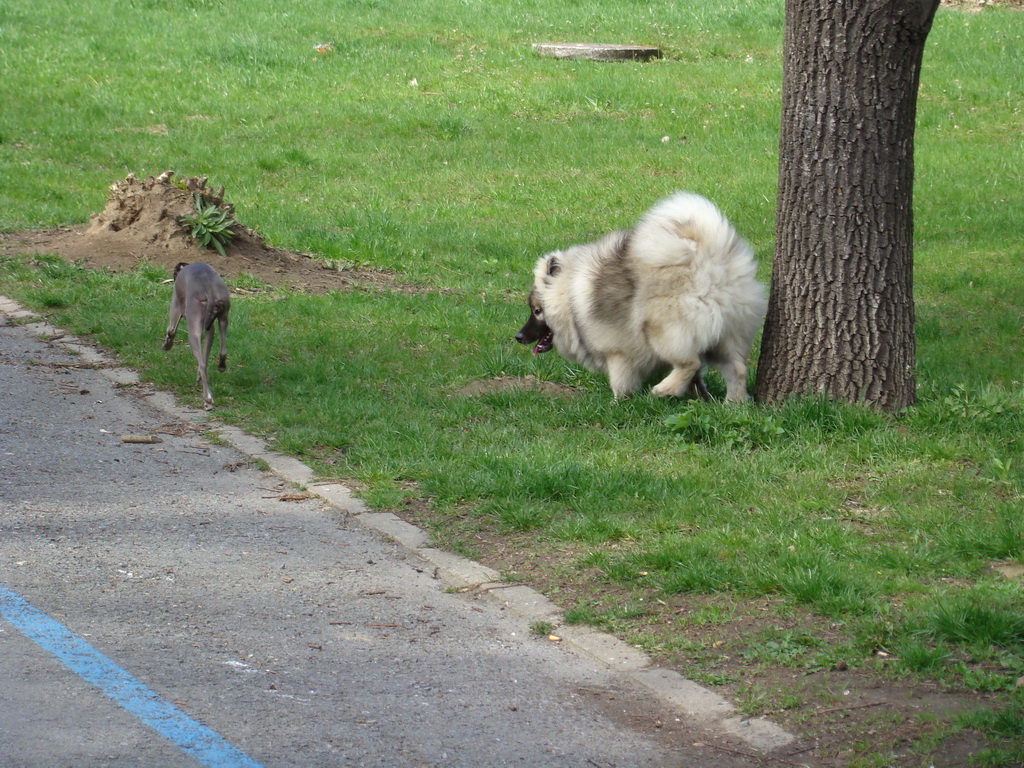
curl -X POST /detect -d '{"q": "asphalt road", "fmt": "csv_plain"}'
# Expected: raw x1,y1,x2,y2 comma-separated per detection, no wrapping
0,298,790,768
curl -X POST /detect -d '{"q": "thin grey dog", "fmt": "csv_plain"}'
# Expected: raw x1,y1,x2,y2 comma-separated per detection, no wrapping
162,262,230,409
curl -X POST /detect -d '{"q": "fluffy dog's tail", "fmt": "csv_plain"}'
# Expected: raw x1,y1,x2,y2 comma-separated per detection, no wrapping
628,192,749,269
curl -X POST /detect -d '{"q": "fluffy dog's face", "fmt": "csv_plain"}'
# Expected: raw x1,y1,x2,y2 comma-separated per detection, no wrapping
515,255,560,355
515,287,554,355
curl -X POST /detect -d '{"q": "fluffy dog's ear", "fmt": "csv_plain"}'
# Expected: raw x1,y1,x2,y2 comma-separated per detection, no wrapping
546,256,561,278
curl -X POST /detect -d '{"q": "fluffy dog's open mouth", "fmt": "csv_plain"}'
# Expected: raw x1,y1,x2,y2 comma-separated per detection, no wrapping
533,331,554,356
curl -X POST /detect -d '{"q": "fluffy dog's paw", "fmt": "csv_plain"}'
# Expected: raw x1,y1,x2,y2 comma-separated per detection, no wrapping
650,381,680,398
724,392,752,403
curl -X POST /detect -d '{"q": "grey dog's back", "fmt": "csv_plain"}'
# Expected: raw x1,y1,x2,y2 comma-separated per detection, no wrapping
175,262,230,331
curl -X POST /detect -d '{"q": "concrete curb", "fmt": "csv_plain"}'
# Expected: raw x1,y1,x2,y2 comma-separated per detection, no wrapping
2,296,795,753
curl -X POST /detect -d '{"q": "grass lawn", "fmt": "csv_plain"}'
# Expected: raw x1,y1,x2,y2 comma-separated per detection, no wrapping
2,0,1023,764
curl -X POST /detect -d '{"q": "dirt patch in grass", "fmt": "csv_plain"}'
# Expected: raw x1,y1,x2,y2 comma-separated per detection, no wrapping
453,375,579,398
0,171,401,294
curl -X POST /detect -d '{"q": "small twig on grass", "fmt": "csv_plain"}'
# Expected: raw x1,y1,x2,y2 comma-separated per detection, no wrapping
455,582,521,593
814,700,885,716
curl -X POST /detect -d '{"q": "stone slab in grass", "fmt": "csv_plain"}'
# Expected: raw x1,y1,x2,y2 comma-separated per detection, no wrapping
533,43,662,62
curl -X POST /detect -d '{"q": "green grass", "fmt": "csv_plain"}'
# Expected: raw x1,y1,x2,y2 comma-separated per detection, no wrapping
3,1,1024,763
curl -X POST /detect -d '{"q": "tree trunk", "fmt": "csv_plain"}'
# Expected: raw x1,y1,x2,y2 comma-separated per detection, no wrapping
754,0,940,410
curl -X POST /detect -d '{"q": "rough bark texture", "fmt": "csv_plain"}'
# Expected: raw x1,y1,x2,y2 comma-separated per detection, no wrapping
754,0,940,410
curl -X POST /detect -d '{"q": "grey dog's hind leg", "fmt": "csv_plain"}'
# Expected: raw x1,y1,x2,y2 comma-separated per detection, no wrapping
186,296,215,408
215,303,229,372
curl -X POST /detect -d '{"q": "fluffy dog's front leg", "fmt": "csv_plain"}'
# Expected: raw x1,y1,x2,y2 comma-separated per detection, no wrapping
651,359,702,398
606,356,644,399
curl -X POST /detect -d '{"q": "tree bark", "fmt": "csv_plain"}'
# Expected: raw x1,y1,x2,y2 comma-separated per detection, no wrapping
754,0,940,410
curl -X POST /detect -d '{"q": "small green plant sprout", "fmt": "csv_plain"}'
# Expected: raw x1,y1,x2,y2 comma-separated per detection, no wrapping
180,193,236,258
529,620,557,637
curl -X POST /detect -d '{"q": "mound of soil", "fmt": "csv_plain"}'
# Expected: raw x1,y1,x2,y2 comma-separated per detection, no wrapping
0,171,394,293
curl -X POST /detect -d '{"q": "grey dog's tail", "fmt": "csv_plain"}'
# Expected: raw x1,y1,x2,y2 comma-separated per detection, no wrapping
204,298,229,332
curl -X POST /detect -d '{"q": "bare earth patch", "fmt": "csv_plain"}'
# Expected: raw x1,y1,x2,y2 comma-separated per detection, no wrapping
453,375,579,398
0,171,398,293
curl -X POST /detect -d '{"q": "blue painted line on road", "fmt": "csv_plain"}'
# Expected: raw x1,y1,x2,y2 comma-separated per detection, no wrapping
0,585,264,768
